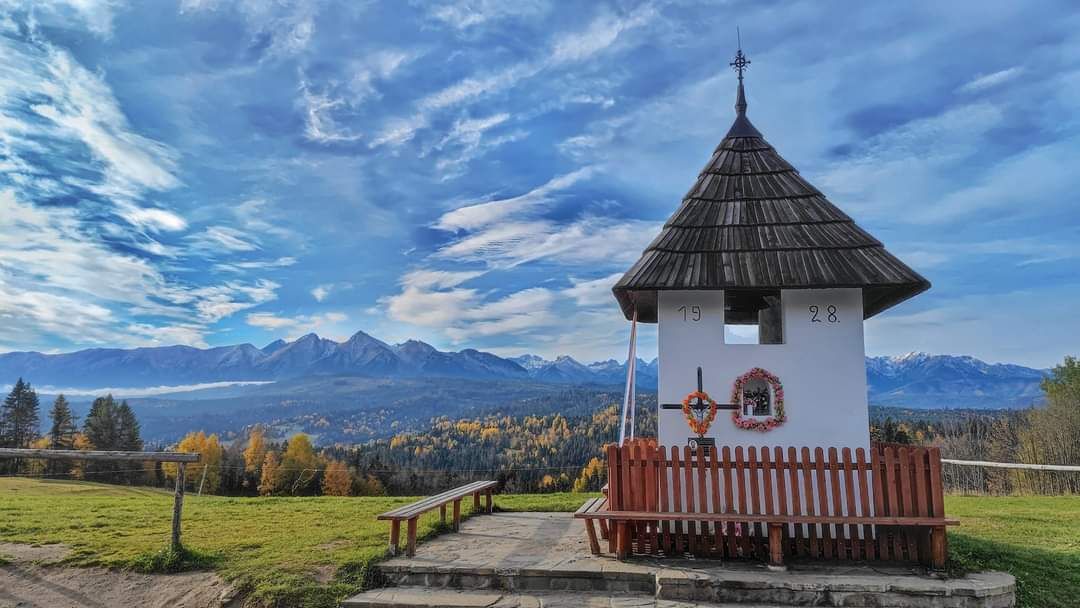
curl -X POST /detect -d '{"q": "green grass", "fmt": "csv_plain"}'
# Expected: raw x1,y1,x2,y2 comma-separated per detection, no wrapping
0,478,594,607
944,496,1080,608
1,479,1076,607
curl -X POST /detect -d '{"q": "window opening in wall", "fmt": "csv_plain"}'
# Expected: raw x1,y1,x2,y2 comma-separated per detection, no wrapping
723,290,783,345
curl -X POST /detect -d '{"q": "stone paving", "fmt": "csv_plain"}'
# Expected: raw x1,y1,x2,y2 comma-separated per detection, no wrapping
349,513,1015,608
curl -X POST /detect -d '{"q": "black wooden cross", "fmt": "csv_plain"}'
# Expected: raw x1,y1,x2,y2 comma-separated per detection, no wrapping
660,366,740,414
661,366,738,449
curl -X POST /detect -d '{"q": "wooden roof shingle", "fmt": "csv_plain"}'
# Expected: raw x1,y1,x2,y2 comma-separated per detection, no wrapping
613,75,930,323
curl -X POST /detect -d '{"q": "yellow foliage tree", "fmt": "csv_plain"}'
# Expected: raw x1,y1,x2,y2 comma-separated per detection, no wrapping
573,457,606,493
243,426,268,478
322,459,353,496
164,431,224,494
259,451,281,496
279,433,320,495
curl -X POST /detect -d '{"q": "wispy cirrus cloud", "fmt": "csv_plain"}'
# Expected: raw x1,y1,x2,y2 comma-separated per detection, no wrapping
420,0,550,30
371,3,658,156
957,66,1025,94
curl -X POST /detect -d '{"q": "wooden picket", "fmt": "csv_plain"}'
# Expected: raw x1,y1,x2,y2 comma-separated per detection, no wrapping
594,442,951,566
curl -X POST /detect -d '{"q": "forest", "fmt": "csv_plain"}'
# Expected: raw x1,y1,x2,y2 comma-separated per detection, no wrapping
2,356,1077,496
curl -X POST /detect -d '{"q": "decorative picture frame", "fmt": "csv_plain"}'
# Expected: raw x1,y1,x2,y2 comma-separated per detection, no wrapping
730,367,786,432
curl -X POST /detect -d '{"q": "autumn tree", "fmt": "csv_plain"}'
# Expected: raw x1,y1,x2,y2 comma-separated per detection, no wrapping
573,457,606,492
166,431,224,494
322,459,353,496
1017,356,1080,493
279,433,321,495
258,451,281,496
243,426,268,478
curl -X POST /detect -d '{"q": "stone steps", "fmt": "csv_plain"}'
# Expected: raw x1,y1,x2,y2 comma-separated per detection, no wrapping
377,561,1016,608
341,587,783,608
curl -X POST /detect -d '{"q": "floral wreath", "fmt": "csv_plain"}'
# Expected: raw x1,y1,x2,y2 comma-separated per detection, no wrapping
730,367,786,432
682,390,718,437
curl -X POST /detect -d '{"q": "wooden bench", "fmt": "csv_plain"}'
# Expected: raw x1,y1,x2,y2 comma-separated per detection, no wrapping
377,480,497,556
576,443,958,568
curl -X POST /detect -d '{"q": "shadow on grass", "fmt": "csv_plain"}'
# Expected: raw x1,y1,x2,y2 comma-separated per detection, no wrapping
948,531,1080,608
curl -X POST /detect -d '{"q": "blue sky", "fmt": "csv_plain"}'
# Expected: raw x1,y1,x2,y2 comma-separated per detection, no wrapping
0,1,1078,368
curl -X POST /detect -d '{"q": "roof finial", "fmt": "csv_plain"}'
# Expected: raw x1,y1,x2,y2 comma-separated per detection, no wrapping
730,28,750,116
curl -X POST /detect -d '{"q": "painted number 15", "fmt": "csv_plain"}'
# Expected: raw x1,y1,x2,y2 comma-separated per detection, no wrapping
677,305,701,322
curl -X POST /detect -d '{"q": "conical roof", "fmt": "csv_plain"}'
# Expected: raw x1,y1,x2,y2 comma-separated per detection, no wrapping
613,54,929,323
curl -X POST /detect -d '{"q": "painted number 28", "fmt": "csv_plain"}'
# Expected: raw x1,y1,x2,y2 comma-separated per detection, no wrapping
809,305,838,323
677,305,701,322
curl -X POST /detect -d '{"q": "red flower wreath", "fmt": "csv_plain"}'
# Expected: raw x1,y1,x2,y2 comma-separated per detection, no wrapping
730,367,786,432
682,390,718,436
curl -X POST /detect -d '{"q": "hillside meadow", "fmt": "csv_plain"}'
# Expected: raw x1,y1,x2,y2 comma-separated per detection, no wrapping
0,478,1077,608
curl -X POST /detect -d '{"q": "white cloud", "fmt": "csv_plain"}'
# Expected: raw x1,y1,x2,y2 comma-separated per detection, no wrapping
435,167,594,231
372,4,657,149
246,312,298,330
187,226,260,253
0,189,284,349
549,4,655,64
957,66,1025,94
814,102,1005,220
121,206,189,232
423,0,550,30
311,284,331,302
214,256,297,273
400,269,484,289
432,112,526,178
182,0,318,57
245,310,351,340
563,273,622,307
298,81,362,144
1,0,121,38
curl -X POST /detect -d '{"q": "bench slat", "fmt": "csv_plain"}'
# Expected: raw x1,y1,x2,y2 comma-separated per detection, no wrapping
378,481,496,520
380,481,494,518
575,509,959,527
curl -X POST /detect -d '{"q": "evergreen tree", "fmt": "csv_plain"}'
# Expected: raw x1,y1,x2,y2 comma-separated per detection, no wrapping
48,395,77,450
116,401,143,451
82,395,145,482
1,378,40,449
83,395,120,450
46,394,78,476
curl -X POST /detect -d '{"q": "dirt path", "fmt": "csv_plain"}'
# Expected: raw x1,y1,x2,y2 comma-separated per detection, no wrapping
0,543,235,608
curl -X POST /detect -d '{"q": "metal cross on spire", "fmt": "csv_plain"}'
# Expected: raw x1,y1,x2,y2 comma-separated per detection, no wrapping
729,28,750,80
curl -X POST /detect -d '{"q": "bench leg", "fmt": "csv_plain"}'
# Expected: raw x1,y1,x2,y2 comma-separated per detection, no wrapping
406,517,418,557
598,517,609,541
485,489,493,513
440,504,447,524
768,523,785,569
452,499,462,531
584,518,601,555
473,491,481,512
930,526,946,570
616,522,630,560
389,520,401,555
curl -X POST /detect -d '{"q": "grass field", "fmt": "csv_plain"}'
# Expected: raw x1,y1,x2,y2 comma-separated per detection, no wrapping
1,479,1077,607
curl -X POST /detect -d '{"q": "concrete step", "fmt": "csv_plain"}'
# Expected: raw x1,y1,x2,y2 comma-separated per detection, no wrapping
341,588,783,608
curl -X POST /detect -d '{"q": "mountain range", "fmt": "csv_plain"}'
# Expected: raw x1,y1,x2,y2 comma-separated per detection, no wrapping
0,331,1047,408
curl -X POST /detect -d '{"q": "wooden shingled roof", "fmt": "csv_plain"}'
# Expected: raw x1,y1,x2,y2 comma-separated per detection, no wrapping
613,59,930,323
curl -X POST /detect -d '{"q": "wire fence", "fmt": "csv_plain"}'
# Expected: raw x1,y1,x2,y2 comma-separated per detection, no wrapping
942,459,1080,495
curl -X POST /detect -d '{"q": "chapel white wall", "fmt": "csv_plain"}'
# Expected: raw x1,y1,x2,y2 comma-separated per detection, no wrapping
656,288,870,451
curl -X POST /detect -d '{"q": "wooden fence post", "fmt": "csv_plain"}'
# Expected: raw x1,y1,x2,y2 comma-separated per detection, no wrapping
172,462,186,551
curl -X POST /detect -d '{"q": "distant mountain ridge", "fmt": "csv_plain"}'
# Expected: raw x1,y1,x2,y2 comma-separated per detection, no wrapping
0,332,1046,408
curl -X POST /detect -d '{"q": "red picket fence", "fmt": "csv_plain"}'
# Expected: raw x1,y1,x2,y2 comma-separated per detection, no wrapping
602,442,952,566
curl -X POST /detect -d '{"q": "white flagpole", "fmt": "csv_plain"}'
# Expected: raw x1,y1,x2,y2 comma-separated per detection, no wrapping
618,310,638,446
